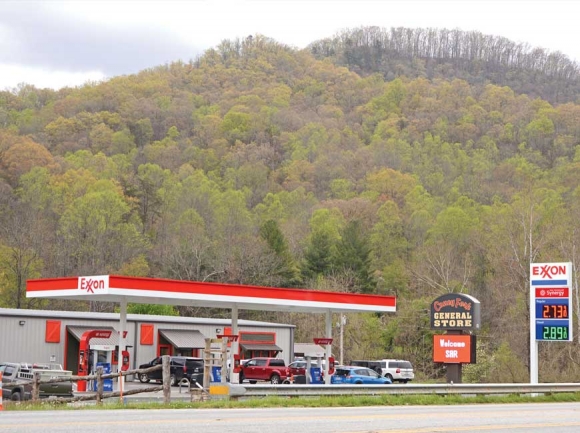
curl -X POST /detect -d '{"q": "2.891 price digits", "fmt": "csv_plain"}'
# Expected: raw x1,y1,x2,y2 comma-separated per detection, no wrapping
542,304,568,319
542,326,568,340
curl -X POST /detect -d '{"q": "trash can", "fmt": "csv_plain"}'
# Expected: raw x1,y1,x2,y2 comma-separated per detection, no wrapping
94,362,113,391
309,367,323,384
211,366,222,382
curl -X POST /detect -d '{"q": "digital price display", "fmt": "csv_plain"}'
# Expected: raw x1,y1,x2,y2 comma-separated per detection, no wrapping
535,299,569,320
541,325,569,341
532,284,572,342
536,321,570,341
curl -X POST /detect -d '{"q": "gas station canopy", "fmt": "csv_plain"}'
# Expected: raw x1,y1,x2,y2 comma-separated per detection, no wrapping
27,274,396,386
27,275,396,314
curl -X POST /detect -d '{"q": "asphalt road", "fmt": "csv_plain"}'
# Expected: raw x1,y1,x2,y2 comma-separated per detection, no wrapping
2,403,580,432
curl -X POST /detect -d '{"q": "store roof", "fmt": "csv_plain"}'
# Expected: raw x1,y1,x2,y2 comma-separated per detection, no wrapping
67,325,119,346
158,329,206,349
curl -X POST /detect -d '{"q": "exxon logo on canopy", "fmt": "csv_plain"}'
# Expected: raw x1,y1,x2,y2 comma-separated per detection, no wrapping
530,262,571,286
78,275,109,294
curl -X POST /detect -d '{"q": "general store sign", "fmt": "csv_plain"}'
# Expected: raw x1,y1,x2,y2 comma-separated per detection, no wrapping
430,293,481,330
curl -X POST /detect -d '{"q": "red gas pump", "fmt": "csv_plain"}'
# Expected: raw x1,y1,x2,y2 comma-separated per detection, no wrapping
78,350,88,374
328,356,335,375
121,351,130,371
233,354,241,373
77,330,112,392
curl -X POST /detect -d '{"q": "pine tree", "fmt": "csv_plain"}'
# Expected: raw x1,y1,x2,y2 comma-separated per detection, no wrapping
259,220,301,287
333,220,376,293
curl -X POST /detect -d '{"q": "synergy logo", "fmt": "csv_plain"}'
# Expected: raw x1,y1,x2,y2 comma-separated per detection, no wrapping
78,275,109,294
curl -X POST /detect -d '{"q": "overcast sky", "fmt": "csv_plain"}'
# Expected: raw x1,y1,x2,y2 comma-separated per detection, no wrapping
1,0,579,90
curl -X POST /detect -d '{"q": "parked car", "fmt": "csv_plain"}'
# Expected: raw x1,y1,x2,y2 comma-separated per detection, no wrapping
330,366,392,385
138,356,204,386
350,360,382,374
1,362,74,401
377,359,415,383
239,357,289,384
288,360,321,376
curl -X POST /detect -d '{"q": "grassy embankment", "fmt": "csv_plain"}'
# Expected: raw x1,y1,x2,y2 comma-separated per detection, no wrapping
4,392,580,411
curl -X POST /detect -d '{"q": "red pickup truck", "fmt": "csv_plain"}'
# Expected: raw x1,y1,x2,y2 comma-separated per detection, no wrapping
239,357,289,384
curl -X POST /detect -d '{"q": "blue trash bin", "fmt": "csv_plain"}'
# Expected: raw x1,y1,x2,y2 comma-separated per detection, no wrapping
309,367,323,384
94,362,113,391
211,366,222,382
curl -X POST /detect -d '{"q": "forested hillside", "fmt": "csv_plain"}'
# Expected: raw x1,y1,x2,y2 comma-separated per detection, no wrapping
309,26,580,104
1,31,580,382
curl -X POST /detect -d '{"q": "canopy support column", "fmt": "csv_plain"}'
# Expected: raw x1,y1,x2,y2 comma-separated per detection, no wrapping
325,310,332,384
230,305,239,383
118,298,127,394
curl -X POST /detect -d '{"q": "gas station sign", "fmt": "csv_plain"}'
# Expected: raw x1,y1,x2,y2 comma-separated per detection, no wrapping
531,263,573,342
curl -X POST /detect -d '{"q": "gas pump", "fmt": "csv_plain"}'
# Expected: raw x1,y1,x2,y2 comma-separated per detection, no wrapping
77,329,112,392
78,350,88,374
91,345,114,392
121,350,130,371
233,354,241,373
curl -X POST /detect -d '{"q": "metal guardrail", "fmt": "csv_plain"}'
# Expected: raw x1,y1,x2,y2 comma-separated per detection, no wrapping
238,382,580,397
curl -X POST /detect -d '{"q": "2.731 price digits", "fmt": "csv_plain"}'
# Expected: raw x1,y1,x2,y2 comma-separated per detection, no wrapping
542,304,568,319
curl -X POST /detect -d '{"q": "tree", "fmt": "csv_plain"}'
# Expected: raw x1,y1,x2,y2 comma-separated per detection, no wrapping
332,220,376,293
260,219,300,286
2,140,58,185
133,118,154,147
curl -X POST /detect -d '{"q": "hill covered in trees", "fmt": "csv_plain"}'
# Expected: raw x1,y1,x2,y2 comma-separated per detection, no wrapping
309,26,580,104
1,30,579,382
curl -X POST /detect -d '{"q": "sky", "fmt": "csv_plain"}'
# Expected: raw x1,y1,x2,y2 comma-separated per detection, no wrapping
1,0,579,91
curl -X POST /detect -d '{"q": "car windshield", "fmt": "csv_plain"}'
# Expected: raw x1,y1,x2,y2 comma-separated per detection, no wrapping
400,361,413,369
334,368,351,376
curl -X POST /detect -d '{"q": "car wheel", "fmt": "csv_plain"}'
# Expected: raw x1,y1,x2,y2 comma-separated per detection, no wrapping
11,391,21,402
355,380,363,384
249,380,257,384
270,374,280,384
170,374,177,386
402,379,409,384
385,374,393,382
139,373,150,383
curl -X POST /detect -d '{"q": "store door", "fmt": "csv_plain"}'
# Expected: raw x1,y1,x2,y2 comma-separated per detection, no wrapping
158,344,172,357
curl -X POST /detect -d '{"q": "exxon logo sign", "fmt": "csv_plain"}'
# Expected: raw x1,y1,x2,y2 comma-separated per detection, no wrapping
78,275,109,294
531,263,570,280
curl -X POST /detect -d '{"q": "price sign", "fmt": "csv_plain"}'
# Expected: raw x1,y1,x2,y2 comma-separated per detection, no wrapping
531,263,573,342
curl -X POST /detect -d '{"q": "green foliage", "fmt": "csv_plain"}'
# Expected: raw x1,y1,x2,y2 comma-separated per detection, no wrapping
3,34,580,382
125,303,179,316
332,220,376,293
259,220,301,286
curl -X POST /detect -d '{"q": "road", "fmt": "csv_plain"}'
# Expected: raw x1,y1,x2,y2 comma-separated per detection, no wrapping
2,403,580,432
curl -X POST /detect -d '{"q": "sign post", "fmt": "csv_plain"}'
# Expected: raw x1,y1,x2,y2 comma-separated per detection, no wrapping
530,262,573,384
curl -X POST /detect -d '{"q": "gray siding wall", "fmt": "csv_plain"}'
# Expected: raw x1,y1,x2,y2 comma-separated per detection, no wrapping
0,309,294,370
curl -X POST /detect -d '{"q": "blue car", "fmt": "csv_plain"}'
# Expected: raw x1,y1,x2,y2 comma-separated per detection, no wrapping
331,366,392,384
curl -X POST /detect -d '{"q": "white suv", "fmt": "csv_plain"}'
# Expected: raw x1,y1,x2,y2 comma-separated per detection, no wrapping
378,359,414,383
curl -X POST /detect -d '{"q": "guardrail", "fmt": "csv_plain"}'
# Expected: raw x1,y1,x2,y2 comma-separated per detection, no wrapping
237,382,580,398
